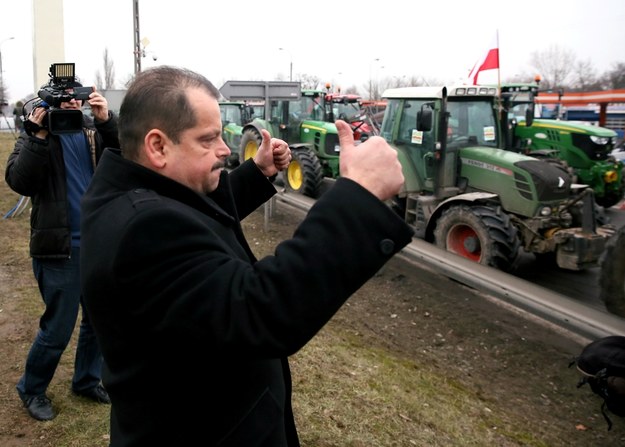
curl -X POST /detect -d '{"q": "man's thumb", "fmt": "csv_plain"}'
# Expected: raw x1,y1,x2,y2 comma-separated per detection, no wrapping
335,120,355,150
260,128,271,148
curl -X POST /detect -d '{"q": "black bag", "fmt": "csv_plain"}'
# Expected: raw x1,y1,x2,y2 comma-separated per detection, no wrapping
571,335,625,430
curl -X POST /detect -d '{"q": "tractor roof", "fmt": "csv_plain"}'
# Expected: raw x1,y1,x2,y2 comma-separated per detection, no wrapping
383,86,445,99
383,85,499,100
326,93,362,103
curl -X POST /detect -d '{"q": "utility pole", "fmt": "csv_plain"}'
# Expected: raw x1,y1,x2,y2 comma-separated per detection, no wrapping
133,0,141,74
278,48,292,81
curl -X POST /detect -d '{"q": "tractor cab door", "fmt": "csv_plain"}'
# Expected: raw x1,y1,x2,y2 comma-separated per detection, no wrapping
392,99,437,192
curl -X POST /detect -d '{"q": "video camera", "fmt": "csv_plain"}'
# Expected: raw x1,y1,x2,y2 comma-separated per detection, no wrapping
25,63,93,135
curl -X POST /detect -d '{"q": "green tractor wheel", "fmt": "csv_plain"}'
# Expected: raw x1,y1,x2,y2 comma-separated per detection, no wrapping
284,147,323,198
239,129,262,165
434,204,520,272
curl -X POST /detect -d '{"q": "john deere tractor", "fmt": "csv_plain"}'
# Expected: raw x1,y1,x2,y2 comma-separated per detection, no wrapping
382,85,613,272
237,89,375,198
498,83,624,208
219,101,264,168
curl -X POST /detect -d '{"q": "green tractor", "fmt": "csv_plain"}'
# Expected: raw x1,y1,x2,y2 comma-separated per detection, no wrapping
382,85,613,272
219,101,264,168
498,83,624,208
238,89,337,197
237,89,374,198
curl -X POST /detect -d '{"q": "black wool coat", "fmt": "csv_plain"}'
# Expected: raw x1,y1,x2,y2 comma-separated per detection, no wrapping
80,148,413,447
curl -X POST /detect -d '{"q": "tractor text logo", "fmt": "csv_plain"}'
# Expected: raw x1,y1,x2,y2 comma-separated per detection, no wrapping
462,158,513,176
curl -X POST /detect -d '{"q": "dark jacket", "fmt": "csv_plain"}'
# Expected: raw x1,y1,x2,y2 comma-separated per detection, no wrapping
4,112,119,258
80,148,414,447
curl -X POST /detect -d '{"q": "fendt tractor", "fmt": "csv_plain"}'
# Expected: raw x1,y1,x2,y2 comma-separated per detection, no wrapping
381,85,613,273
497,83,624,208
219,101,264,168
238,88,374,197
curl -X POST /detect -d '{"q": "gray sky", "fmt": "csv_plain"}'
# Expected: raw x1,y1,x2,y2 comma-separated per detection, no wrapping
2,0,624,103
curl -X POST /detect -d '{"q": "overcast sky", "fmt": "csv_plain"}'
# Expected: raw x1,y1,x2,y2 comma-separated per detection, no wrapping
1,0,624,103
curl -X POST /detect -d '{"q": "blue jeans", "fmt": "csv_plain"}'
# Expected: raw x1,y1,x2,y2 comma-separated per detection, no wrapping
16,247,103,400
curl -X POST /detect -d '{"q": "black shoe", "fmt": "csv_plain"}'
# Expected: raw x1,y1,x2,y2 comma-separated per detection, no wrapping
24,395,56,421
73,383,111,404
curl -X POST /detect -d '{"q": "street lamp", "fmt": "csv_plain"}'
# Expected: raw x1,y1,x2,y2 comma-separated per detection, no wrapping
0,36,15,106
278,47,292,81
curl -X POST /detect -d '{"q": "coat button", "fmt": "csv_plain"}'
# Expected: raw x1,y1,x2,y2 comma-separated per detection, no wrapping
379,239,395,255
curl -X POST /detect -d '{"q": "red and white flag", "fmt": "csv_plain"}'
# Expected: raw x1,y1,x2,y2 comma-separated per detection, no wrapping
467,31,500,85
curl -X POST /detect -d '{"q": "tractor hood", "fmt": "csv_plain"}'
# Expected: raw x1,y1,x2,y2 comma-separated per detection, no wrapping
459,146,537,170
519,119,618,137
301,121,337,134
458,146,573,214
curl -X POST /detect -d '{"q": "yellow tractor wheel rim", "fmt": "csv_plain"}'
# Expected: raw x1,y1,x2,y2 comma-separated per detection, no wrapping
287,160,303,190
244,140,258,161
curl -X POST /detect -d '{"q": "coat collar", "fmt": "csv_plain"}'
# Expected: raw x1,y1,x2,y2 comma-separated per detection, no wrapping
96,148,235,225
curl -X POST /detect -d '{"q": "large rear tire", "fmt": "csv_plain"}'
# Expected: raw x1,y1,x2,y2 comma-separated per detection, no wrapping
239,129,262,165
599,226,625,317
434,204,520,272
284,148,323,198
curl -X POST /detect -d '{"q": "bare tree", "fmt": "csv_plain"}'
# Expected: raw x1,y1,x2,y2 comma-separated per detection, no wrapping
94,72,104,91
103,48,115,89
343,85,359,95
298,73,321,90
602,62,625,89
529,45,576,90
572,59,601,91
94,48,116,91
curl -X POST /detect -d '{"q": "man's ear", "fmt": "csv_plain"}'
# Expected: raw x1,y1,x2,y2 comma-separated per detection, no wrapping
143,129,168,169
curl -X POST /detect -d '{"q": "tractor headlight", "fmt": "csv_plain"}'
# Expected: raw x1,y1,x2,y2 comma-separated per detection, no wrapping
604,170,618,183
590,135,610,145
539,206,552,217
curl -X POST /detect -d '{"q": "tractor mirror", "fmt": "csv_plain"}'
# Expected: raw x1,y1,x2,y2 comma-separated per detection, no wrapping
417,104,433,132
525,103,534,127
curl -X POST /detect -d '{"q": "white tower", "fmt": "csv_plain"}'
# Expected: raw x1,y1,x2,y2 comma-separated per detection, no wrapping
32,0,65,91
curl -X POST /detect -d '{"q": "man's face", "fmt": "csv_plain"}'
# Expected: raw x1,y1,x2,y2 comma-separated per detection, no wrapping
59,88,82,110
161,88,231,194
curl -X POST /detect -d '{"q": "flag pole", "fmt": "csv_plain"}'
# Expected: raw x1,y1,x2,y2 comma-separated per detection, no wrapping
496,29,503,122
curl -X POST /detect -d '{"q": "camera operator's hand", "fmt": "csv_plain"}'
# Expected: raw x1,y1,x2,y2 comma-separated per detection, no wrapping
336,119,404,201
27,107,49,139
87,89,110,123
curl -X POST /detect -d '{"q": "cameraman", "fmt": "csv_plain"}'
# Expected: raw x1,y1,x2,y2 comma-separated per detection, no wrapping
4,82,119,421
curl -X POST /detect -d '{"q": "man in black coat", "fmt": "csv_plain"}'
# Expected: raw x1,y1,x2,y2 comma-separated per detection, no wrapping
80,66,413,446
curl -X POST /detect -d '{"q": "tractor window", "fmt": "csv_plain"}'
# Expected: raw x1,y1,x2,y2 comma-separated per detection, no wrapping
271,100,284,123
289,98,309,120
447,100,498,148
219,105,242,126
509,103,533,122
334,101,361,121
380,100,400,142
252,105,265,120
397,100,433,147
